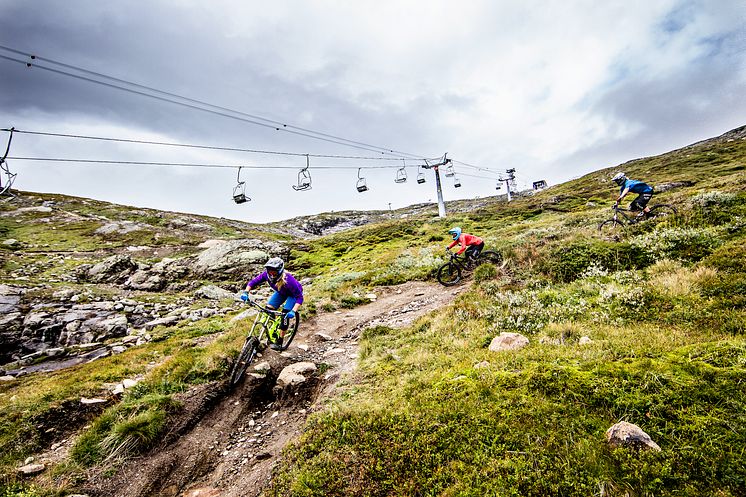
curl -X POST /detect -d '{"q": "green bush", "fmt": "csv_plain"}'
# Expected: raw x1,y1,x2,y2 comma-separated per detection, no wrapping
632,227,721,263
473,263,498,283
541,240,649,282
701,240,746,273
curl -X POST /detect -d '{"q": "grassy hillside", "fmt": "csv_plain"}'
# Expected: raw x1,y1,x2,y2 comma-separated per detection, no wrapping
1,126,745,496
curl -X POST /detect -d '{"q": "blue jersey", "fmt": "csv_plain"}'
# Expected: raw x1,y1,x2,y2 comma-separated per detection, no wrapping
621,179,653,195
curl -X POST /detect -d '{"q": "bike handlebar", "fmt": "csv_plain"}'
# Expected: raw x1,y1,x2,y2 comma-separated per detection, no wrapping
241,296,285,316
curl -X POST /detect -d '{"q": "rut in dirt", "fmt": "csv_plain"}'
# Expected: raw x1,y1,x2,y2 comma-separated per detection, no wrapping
82,281,462,497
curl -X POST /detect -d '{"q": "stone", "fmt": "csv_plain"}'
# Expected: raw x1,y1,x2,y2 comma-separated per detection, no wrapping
578,336,593,345
253,362,271,373
122,378,139,388
488,332,530,352
81,397,108,405
605,421,661,451
0,375,16,382
17,463,45,476
276,362,317,388
143,315,180,330
195,284,236,301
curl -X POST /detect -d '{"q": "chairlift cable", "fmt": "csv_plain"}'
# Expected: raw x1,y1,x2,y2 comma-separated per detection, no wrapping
0,128,416,162
6,156,423,170
0,47,426,160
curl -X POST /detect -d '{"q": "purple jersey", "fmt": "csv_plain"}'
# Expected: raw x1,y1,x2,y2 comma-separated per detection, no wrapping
247,271,304,304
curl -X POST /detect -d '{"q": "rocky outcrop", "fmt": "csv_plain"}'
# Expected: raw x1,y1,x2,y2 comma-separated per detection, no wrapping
78,254,139,284
191,239,288,278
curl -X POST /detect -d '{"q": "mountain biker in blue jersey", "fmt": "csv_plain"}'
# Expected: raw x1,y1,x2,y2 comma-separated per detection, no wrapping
612,172,654,217
241,257,303,350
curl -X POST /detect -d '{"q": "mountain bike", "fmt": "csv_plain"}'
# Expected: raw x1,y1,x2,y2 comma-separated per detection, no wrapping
437,249,503,286
598,203,677,234
229,297,300,386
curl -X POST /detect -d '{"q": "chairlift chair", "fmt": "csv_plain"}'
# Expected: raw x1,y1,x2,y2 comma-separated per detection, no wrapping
394,167,407,184
454,177,462,188
356,168,369,192
444,164,455,177
495,182,502,190
232,167,250,204
293,155,312,191
416,165,426,184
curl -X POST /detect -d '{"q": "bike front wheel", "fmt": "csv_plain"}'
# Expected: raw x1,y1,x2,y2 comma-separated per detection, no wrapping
437,262,462,286
598,219,625,235
230,336,259,387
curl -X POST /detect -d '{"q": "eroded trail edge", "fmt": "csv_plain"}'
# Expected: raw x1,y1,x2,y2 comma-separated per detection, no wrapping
85,281,462,497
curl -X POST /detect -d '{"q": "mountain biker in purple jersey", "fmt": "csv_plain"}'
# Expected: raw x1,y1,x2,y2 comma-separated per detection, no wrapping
612,172,654,217
241,257,304,350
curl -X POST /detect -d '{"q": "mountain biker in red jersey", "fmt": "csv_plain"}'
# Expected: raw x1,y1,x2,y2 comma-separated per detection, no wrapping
446,227,484,261
241,257,303,350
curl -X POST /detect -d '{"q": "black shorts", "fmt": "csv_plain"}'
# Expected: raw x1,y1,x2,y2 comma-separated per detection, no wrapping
630,192,653,211
465,242,485,259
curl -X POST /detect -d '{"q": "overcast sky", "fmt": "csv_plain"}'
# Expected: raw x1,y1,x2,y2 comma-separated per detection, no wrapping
1,1,745,222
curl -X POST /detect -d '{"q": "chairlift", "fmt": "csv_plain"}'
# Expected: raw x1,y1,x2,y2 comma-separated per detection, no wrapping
293,155,312,191
394,166,407,184
0,128,17,197
495,181,502,191
444,164,455,177
232,167,250,204
454,177,462,188
356,168,368,192
416,165,426,184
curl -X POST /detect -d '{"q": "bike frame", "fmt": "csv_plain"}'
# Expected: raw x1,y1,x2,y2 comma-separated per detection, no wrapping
610,205,644,225
245,298,284,345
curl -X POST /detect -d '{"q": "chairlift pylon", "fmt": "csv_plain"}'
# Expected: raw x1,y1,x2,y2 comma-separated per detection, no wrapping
416,164,426,184
232,166,250,204
394,160,407,184
0,127,18,197
293,154,312,191
356,168,368,192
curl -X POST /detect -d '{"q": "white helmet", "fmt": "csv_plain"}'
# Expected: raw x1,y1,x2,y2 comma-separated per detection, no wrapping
611,172,627,186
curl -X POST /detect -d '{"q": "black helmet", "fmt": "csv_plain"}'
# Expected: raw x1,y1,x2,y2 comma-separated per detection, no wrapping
264,257,285,283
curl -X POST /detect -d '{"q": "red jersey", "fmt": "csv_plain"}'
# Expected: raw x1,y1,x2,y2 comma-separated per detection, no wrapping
447,233,483,254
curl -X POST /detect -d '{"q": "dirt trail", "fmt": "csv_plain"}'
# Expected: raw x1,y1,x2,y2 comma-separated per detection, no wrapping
85,281,463,497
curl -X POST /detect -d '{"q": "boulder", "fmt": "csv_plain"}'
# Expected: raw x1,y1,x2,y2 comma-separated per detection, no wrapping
191,239,289,278
194,285,235,301
276,362,317,388
605,421,661,451
83,254,138,283
488,332,529,352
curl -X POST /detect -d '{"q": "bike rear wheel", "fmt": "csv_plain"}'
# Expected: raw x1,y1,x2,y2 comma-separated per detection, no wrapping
476,250,503,266
230,336,259,386
437,262,461,286
277,313,300,351
646,204,677,221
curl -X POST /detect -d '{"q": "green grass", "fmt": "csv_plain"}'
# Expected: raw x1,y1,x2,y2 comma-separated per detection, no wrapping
2,133,746,495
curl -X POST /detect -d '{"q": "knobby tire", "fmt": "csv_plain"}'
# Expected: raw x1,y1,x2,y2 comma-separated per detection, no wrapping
278,313,300,351
647,204,677,221
230,336,259,387
437,262,461,286
598,219,625,234
476,250,503,266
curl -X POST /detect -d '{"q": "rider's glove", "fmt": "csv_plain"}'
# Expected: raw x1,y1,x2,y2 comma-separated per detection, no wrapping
240,291,249,302
285,310,296,320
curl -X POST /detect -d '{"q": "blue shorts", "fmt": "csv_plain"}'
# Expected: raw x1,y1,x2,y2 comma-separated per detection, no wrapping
267,292,297,312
